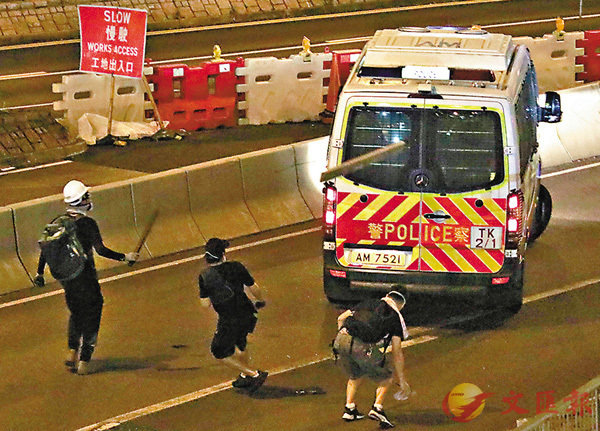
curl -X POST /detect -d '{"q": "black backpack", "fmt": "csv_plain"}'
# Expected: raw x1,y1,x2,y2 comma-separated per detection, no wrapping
38,215,87,282
200,267,235,306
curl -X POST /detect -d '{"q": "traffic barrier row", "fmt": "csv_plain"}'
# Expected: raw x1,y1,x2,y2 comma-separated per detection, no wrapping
538,81,600,167
576,30,600,83
235,52,332,125
146,59,243,130
52,28,600,137
53,72,152,137
0,137,328,295
514,32,584,93
320,49,361,122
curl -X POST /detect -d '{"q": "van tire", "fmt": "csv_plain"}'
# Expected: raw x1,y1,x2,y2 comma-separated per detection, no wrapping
486,261,524,314
528,184,552,244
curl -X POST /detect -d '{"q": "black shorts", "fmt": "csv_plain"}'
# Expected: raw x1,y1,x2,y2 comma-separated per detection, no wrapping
211,314,257,359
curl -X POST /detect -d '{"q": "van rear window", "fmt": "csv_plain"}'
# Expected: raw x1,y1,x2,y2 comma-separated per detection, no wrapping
342,106,504,193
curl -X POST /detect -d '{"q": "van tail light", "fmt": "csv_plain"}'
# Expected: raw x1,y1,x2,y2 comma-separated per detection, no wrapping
323,184,337,240
492,276,510,285
506,190,524,247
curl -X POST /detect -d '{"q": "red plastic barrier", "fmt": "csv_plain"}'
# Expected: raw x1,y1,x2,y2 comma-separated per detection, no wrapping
576,30,600,83
320,49,361,124
146,58,244,130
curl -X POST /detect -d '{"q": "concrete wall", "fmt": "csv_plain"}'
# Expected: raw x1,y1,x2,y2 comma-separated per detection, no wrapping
2,136,326,293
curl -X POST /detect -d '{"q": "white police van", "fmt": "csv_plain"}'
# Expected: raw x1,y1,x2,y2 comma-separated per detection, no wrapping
322,27,561,312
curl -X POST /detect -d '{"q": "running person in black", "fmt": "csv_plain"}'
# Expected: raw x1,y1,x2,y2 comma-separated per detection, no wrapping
34,180,138,375
198,238,268,393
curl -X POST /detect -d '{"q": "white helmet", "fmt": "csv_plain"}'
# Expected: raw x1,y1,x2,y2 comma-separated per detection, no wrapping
63,180,89,205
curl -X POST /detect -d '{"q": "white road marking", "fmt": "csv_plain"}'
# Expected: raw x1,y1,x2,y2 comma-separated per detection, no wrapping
541,161,600,179
0,226,322,310
76,335,438,431
75,269,596,431
0,160,72,176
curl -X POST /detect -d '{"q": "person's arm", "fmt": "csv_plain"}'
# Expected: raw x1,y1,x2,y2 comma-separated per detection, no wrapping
391,336,406,384
237,263,266,309
391,335,411,401
246,282,264,302
86,218,136,262
34,252,46,286
337,309,353,329
198,273,211,308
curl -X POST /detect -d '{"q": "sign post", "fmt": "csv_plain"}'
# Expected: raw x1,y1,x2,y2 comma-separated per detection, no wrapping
78,5,151,138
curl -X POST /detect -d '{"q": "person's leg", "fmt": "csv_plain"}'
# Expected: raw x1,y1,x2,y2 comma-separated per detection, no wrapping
368,377,395,428
346,378,362,406
374,377,393,406
77,303,102,375
342,378,365,421
66,312,81,367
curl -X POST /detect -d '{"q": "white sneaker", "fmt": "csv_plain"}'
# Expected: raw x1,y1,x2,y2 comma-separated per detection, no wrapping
76,361,90,375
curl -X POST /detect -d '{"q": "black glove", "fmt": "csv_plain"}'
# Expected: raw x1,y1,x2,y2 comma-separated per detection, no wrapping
254,300,266,310
34,274,45,287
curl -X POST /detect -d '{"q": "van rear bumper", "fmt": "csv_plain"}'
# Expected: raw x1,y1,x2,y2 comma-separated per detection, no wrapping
323,249,521,300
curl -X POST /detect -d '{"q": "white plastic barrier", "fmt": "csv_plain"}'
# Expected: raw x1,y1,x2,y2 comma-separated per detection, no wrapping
236,52,332,125
538,82,600,169
515,32,584,92
53,71,153,136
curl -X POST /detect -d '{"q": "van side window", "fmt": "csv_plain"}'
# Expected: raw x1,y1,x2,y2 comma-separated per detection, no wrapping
515,66,538,177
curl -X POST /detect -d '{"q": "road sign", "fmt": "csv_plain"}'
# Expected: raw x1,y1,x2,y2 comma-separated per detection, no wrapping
78,5,147,78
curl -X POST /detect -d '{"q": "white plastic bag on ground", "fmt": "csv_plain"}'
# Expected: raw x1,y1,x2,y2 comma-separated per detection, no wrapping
77,113,165,145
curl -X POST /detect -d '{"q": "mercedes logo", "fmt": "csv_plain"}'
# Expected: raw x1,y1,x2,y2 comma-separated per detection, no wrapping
414,173,429,188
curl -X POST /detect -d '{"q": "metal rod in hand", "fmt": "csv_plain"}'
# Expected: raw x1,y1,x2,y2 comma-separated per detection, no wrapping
320,140,406,183
129,210,159,266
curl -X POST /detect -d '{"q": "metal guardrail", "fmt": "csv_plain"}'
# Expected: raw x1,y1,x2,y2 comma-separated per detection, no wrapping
513,376,600,430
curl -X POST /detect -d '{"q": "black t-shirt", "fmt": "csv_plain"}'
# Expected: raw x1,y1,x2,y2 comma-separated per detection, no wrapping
198,261,256,317
343,300,406,343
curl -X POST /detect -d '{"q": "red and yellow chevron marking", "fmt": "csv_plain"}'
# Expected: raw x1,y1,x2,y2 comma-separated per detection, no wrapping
335,192,506,273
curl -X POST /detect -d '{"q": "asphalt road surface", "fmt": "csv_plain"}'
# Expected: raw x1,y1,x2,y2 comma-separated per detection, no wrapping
2,163,600,431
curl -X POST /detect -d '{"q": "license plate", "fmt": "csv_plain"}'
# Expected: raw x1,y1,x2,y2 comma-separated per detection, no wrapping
348,249,411,267
470,226,503,249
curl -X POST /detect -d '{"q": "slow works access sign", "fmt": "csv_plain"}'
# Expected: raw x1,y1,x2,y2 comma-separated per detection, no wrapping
78,5,147,78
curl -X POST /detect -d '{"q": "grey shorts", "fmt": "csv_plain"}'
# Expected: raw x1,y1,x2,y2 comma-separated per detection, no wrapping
333,330,392,381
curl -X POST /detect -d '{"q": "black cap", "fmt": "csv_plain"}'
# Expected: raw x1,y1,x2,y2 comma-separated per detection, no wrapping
205,238,230,261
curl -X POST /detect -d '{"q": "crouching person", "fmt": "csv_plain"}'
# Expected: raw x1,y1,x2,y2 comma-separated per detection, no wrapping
334,290,411,429
198,238,268,393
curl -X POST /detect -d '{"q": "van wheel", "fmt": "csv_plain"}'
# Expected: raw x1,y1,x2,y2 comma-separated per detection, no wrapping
486,261,524,314
528,184,552,244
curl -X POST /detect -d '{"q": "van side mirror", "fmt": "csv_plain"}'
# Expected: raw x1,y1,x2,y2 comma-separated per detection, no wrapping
539,91,562,123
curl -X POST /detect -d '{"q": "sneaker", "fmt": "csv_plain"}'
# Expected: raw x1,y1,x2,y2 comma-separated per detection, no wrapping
368,405,394,428
65,349,78,368
246,370,268,393
76,361,90,375
342,406,365,421
232,374,253,388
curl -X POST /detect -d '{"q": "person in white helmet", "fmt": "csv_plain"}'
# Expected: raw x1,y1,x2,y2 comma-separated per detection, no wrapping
334,289,411,429
34,180,139,375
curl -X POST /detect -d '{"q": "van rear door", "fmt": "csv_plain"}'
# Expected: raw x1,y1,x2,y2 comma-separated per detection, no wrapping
417,103,507,274
335,99,507,274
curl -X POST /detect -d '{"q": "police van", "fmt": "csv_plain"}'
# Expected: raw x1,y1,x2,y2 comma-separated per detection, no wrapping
322,27,561,312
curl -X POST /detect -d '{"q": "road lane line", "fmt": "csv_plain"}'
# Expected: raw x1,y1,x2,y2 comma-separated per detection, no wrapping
76,334,437,431
0,226,322,310
0,160,72,176
1,153,596,311
541,161,600,178
70,276,600,430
